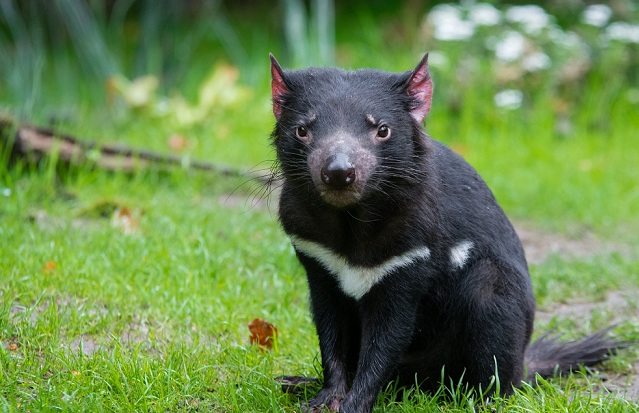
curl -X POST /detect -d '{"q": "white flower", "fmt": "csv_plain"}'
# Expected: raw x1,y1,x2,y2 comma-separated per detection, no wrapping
428,3,462,22
604,22,639,44
548,27,584,49
494,31,526,62
582,4,612,27
522,52,552,72
505,5,551,34
434,20,475,41
428,4,476,41
468,3,501,26
494,89,523,110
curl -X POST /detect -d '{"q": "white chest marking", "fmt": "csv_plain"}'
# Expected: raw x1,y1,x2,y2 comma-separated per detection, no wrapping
290,236,431,300
450,240,474,269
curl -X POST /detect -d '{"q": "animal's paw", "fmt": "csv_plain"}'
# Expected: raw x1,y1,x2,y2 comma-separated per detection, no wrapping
301,387,344,412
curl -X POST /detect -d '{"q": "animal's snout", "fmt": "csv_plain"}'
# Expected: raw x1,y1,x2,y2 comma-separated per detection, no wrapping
321,154,356,188
307,138,375,207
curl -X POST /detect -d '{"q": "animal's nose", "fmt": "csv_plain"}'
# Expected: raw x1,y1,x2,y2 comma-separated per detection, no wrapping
321,154,356,188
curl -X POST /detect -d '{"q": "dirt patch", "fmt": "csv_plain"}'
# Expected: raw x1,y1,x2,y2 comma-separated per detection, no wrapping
69,336,102,356
606,363,639,401
514,222,631,264
535,290,639,326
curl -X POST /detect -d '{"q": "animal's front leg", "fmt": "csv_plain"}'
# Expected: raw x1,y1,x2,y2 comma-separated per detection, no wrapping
298,255,359,413
339,278,421,413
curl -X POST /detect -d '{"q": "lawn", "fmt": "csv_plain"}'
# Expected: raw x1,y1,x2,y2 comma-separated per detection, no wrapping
1,1,639,412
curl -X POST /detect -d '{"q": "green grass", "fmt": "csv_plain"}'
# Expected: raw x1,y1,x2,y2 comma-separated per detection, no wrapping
2,2,639,412
0,170,315,411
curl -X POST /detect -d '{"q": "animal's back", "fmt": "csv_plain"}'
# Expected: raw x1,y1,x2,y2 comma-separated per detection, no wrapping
429,139,529,272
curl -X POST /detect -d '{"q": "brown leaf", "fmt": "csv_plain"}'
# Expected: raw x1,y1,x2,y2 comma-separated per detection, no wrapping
111,207,141,235
8,343,18,351
248,318,278,351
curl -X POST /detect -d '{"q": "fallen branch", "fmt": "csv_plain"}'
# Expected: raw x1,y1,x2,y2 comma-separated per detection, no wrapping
0,115,270,183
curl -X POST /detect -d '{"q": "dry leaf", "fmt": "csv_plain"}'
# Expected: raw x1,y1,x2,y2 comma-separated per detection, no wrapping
71,370,81,377
248,318,278,351
8,343,18,351
111,207,141,235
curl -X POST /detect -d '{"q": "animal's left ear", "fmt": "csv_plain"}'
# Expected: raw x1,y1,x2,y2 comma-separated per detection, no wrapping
404,53,433,124
270,53,288,121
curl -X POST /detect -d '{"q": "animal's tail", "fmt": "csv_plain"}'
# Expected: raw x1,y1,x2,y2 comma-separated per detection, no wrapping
524,327,629,381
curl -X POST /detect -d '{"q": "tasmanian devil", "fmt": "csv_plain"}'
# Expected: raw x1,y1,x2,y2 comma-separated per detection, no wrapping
268,53,623,413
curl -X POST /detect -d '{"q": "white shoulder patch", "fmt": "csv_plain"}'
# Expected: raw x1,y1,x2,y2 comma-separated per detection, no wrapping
450,240,473,269
290,236,431,300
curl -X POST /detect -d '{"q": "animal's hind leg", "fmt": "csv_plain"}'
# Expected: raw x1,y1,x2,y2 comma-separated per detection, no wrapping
455,259,535,395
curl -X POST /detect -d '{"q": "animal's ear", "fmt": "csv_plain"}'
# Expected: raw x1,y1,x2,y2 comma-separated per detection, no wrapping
270,54,289,121
404,53,433,124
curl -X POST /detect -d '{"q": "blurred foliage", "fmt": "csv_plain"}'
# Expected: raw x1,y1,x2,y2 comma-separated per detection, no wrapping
107,63,251,126
0,0,637,147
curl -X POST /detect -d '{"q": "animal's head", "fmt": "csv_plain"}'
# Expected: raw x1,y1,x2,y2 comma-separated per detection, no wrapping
270,54,433,209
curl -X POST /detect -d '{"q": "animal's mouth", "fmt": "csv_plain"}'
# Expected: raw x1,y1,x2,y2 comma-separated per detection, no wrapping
318,187,363,208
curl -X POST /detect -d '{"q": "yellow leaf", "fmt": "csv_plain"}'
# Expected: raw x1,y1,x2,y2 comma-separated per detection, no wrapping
106,75,159,108
198,64,251,110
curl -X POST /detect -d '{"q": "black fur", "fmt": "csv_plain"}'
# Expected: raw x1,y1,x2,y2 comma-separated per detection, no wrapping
269,54,623,413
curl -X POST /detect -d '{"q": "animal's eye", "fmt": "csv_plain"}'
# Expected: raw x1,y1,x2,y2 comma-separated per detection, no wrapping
296,125,308,138
377,125,391,139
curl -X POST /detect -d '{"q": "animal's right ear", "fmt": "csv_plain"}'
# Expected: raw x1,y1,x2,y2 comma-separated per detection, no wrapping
270,54,288,121
404,53,433,124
